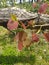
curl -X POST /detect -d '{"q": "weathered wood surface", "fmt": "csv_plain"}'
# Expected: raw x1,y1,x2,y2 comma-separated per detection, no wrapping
0,7,49,30
0,7,38,21
0,7,49,22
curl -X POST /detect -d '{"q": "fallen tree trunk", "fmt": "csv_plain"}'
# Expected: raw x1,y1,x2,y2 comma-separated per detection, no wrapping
0,7,49,30
0,7,37,21
0,7,49,21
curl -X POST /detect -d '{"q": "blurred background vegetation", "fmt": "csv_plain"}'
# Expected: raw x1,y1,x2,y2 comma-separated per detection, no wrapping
0,26,49,65
0,0,48,8
0,0,49,13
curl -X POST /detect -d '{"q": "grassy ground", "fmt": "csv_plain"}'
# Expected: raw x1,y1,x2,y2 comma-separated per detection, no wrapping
0,26,49,65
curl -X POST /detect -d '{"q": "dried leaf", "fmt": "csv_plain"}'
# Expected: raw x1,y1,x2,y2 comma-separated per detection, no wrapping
18,41,23,50
43,32,49,42
38,3,48,13
7,19,18,30
32,33,39,42
23,37,31,47
19,31,27,41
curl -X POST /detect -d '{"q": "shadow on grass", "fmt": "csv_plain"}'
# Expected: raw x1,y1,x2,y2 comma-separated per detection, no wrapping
0,55,36,65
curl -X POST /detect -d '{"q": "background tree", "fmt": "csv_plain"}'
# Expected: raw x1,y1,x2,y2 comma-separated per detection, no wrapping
20,0,22,4
31,0,33,2
29,0,31,3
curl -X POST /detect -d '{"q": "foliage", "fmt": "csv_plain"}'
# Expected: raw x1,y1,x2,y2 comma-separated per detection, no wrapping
0,1,49,14
0,0,49,65
0,26,49,65
6,4,49,50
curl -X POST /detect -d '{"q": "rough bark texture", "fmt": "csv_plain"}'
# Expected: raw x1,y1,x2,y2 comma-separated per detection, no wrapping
0,7,49,30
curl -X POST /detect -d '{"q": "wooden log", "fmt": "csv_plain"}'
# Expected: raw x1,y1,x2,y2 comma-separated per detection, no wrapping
0,7,49,30
0,7,37,21
0,7,49,23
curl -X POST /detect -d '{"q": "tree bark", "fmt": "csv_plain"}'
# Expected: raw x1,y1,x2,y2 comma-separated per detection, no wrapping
29,0,31,3
20,0,22,4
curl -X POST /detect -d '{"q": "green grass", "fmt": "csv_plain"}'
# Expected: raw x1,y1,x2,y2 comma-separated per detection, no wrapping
16,2,33,12
0,26,49,65
0,2,49,14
